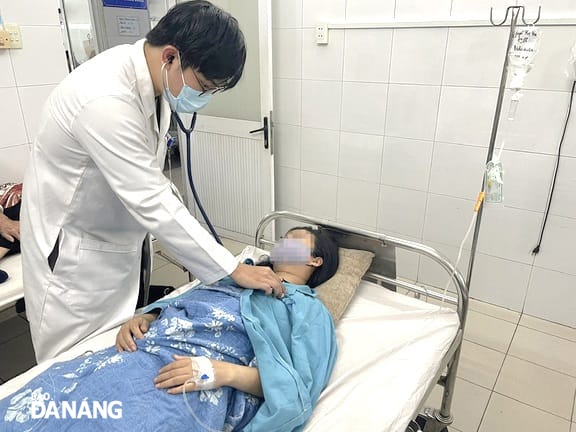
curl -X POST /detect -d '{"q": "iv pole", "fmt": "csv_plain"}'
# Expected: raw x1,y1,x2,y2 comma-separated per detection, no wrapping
464,5,541,293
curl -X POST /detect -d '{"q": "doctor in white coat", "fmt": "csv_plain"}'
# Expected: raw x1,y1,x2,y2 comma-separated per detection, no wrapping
21,1,284,363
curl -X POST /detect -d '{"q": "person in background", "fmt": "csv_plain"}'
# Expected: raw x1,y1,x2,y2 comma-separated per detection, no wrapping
0,183,22,284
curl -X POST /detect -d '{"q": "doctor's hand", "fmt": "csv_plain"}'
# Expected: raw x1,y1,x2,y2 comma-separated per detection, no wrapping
230,263,285,298
0,214,19,243
115,313,158,352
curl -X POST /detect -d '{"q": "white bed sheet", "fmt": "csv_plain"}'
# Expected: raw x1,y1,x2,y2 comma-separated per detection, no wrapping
0,254,23,309
0,280,459,432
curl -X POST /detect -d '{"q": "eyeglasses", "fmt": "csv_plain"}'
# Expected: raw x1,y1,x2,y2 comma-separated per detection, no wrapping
190,68,227,96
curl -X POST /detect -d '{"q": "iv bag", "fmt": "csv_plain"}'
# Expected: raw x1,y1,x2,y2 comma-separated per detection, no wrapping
486,160,504,203
567,41,576,80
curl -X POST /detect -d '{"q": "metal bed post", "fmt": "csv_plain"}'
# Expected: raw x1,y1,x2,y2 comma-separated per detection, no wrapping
254,211,469,432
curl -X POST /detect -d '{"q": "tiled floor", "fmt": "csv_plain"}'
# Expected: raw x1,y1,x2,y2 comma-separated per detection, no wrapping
1,237,575,432
422,294,576,432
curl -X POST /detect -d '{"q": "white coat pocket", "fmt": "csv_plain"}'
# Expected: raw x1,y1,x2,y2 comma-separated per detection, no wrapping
64,236,141,332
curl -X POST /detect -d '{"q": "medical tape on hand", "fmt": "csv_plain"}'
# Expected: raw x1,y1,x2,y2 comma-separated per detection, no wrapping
188,356,215,391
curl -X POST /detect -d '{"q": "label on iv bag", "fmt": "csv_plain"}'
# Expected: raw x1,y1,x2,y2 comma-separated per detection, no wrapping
509,28,540,89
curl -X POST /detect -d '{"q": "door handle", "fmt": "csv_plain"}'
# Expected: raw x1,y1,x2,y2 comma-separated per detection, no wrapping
249,116,269,149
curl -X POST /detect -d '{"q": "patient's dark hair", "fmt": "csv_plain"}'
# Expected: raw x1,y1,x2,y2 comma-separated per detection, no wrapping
287,227,339,288
146,0,246,89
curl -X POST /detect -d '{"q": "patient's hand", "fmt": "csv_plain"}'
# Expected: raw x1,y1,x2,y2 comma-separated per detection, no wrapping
155,354,263,397
115,313,157,352
154,355,230,394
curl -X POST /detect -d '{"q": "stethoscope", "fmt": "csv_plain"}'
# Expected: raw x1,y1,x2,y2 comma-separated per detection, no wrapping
171,110,223,246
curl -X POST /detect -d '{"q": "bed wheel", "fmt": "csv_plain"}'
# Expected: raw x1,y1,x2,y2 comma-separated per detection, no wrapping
408,415,449,432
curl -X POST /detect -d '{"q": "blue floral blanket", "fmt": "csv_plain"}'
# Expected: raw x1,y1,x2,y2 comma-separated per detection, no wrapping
0,285,261,431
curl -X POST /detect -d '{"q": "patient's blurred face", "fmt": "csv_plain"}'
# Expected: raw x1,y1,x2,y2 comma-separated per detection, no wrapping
272,230,315,273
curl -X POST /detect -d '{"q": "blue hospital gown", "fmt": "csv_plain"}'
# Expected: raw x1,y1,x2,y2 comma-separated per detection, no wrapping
0,285,262,431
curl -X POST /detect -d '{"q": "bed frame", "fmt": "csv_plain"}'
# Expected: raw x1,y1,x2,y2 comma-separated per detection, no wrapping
254,211,469,432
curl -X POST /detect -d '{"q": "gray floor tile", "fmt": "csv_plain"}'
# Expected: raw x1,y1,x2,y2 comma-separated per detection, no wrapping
0,316,28,345
0,331,37,381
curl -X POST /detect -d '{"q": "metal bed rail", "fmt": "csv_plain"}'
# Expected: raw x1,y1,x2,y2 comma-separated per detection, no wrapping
255,211,469,432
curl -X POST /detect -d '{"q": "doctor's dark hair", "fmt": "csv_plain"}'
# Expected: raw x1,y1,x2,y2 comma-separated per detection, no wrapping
146,0,246,89
286,226,340,288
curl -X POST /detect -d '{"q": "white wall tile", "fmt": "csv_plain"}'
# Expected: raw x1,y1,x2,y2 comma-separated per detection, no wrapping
337,178,379,228
378,185,427,238
436,86,499,146
0,0,60,26
301,80,342,130
301,171,338,220
550,157,576,219
380,230,422,281
345,0,395,21
429,142,487,200
523,0,576,18
501,90,573,155
443,27,508,87
470,253,532,312
0,144,30,184
500,150,555,213
381,136,433,191
302,0,346,28
302,29,344,81
273,29,302,79
423,193,476,248
451,0,511,19
395,247,420,281
395,0,452,20
522,27,576,91
533,215,576,276
274,124,301,169
10,26,68,86
524,267,576,328
0,87,28,148
341,81,387,135
338,132,383,183
385,84,441,141
418,240,471,292
478,205,543,264
17,84,56,143
389,28,448,86
301,127,339,175
563,120,576,158
273,78,301,125
0,52,15,87
275,166,301,210
343,29,392,83
272,0,302,28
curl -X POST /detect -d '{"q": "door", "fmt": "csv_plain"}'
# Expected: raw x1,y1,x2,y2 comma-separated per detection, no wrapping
175,0,275,245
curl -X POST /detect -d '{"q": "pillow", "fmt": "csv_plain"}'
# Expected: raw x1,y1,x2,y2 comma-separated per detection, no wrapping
314,248,375,324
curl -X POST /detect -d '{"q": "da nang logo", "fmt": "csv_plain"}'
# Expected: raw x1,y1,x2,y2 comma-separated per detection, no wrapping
30,391,122,419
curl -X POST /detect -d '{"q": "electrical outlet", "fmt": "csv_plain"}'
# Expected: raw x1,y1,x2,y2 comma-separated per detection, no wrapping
0,30,9,49
5,24,22,49
315,23,328,45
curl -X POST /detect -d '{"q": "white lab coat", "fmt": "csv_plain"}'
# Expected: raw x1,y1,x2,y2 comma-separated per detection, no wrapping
21,39,238,363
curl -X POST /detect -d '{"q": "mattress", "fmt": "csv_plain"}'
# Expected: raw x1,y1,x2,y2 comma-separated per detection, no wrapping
0,279,459,432
0,254,23,309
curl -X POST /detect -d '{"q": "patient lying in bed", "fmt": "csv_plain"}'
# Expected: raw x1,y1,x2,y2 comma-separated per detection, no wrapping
1,228,339,431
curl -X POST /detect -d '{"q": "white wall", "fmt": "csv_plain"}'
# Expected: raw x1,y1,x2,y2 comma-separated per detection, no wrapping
271,0,576,327
0,0,69,184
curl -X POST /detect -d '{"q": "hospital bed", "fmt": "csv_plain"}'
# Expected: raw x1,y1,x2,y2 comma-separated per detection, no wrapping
0,211,468,432
0,254,24,310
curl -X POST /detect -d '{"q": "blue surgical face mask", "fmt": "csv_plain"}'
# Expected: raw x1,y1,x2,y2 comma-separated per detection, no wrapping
270,238,312,265
162,56,212,113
